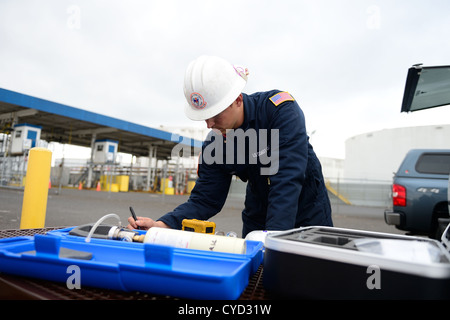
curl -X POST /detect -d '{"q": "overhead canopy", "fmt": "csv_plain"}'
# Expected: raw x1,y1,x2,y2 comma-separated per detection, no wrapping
401,64,450,113
0,88,202,160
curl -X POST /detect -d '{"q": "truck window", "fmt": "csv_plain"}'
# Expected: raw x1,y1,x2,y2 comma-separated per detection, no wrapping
415,153,450,175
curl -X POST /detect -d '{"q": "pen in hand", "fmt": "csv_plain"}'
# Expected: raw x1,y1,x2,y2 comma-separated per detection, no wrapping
129,206,141,230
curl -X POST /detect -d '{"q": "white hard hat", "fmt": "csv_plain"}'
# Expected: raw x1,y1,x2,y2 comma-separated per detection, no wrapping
183,55,248,121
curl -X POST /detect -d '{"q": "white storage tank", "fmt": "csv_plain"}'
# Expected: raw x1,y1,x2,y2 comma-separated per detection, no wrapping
10,123,42,155
344,124,450,181
93,139,118,163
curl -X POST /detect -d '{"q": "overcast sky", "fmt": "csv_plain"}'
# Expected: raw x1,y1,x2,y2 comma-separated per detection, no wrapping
1,0,450,159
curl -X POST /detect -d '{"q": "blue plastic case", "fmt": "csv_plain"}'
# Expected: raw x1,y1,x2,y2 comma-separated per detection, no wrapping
0,227,263,300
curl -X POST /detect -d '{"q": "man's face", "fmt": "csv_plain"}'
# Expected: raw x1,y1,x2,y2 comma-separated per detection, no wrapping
204,101,239,135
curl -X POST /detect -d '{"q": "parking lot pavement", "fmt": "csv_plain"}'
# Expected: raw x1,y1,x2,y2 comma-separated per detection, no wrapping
0,187,406,236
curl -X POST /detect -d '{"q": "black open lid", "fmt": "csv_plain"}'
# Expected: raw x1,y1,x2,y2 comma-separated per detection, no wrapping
401,64,450,112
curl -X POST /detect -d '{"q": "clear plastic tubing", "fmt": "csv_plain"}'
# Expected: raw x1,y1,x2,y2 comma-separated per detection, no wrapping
85,213,122,243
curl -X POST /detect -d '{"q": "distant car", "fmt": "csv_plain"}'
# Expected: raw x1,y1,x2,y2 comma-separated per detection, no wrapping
384,149,450,239
385,64,450,239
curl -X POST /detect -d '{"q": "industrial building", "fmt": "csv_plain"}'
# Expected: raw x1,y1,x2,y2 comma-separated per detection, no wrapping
0,88,202,195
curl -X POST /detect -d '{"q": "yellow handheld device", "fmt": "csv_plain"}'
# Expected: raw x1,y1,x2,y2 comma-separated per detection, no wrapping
182,219,216,234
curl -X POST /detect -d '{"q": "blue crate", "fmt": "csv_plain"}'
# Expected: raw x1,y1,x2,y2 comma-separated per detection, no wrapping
0,227,263,300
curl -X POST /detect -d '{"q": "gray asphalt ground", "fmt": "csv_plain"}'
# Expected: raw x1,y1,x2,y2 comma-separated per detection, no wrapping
0,186,407,237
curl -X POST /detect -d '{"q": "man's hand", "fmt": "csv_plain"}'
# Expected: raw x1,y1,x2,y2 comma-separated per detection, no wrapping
126,216,170,230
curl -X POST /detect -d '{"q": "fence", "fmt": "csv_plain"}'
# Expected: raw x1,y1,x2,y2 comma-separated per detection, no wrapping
228,177,393,208
325,178,392,207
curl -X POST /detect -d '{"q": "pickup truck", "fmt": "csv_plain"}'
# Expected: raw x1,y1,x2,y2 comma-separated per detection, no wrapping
385,149,450,239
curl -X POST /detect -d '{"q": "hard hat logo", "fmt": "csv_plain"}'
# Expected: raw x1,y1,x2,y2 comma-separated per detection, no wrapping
190,92,206,109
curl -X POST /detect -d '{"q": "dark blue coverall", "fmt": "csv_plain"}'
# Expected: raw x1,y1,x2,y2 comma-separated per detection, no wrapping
158,90,333,237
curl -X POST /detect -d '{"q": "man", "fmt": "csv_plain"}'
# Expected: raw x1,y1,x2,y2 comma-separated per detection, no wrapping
128,55,333,237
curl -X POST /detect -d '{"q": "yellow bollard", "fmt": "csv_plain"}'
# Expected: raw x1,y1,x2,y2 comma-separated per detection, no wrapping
20,148,52,229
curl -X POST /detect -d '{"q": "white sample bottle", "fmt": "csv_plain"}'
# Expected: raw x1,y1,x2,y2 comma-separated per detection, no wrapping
143,227,246,254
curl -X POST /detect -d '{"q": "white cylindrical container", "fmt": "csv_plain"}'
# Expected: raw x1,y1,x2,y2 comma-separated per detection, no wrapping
143,227,246,254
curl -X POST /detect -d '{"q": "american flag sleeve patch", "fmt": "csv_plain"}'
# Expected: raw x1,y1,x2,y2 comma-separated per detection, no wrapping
269,91,295,106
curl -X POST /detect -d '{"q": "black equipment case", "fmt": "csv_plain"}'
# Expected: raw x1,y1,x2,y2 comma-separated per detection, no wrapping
263,225,450,299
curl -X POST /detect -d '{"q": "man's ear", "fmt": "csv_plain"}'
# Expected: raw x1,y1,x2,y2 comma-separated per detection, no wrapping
235,93,243,107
